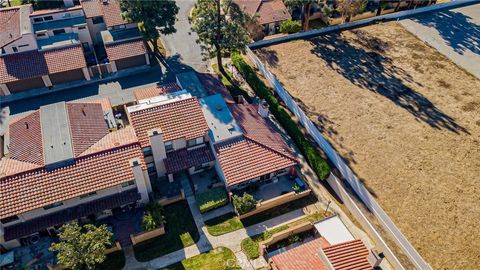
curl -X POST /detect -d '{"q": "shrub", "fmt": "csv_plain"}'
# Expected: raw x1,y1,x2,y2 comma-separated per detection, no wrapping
142,202,164,231
279,19,302,34
232,193,257,215
241,238,260,259
196,187,229,213
231,53,331,180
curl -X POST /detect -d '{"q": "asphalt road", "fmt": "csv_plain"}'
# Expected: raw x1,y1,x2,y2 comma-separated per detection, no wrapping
160,0,208,73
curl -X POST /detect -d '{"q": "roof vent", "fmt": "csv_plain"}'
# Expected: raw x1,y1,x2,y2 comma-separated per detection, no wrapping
102,0,109,4
81,108,86,116
25,122,29,129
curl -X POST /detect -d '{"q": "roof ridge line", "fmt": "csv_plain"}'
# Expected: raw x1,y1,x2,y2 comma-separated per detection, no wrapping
244,135,297,163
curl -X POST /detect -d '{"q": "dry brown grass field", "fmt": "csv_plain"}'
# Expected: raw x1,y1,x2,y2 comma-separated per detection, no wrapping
255,22,480,270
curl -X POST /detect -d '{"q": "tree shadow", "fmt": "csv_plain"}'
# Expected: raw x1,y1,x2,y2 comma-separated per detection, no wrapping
309,31,468,134
256,47,280,68
410,9,480,56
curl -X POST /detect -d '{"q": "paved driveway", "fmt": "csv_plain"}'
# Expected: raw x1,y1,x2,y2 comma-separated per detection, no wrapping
400,3,480,78
160,0,208,73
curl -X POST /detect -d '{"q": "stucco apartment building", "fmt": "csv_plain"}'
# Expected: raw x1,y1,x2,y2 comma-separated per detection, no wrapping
0,0,148,96
129,84,298,196
0,99,151,250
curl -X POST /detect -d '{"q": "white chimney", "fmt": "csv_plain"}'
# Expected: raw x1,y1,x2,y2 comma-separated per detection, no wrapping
257,99,269,118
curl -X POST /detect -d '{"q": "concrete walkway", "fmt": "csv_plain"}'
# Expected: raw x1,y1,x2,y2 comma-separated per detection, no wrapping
202,204,234,222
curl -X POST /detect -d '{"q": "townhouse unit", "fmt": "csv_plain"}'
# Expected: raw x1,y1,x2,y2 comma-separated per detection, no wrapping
0,99,151,250
0,0,148,96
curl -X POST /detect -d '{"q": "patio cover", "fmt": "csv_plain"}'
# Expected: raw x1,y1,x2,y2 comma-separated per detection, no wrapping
3,189,141,241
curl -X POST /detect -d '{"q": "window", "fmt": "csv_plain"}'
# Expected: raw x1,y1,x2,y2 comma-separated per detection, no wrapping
43,16,53,21
142,147,152,156
12,47,18,52
147,163,155,173
53,29,66,35
33,17,44,23
92,16,104,24
187,139,197,147
194,163,210,171
43,202,63,210
165,141,173,152
36,32,46,37
78,25,86,30
80,191,97,199
18,44,29,48
1,215,19,224
121,180,135,188
196,137,204,144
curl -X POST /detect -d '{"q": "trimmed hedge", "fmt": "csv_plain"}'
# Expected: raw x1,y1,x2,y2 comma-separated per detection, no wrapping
231,53,330,180
196,187,229,213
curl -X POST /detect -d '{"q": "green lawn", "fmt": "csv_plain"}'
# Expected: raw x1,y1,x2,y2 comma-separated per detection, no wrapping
196,187,228,213
204,213,244,236
97,251,125,270
205,194,318,236
241,212,333,260
162,247,241,270
134,201,199,262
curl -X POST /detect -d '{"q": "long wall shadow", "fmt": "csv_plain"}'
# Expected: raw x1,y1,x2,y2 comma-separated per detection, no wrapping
411,9,480,55
309,30,468,134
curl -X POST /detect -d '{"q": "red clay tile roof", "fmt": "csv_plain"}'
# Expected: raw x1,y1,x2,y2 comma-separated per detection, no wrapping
78,98,113,112
256,0,291,24
134,83,181,101
234,0,290,25
272,238,330,270
0,45,87,84
129,97,209,148
105,39,146,61
79,126,138,157
0,143,145,219
66,103,109,157
0,7,22,48
229,103,294,159
81,0,126,27
164,144,214,174
214,135,297,186
7,111,44,166
0,159,41,178
322,239,373,270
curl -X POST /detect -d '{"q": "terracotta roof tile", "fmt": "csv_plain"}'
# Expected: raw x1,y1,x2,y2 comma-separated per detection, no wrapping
129,97,209,148
66,103,109,157
229,103,294,159
79,126,138,156
0,144,145,219
134,83,181,101
214,135,297,186
256,0,291,24
0,7,22,48
105,38,146,61
234,0,290,25
77,98,112,112
164,144,214,174
81,0,126,27
323,239,373,270
0,159,41,178
0,45,87,84
7,111,44,166
272,237,330,270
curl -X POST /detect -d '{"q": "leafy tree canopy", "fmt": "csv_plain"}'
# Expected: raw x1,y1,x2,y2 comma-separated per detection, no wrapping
49,222,113,270
120,0,179,43
190,0,249,70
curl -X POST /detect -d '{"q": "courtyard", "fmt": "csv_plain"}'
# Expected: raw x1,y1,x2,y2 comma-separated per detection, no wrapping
254,21,480,270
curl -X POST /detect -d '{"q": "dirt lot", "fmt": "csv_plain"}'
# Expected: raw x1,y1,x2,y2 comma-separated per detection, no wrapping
255,22,480,270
